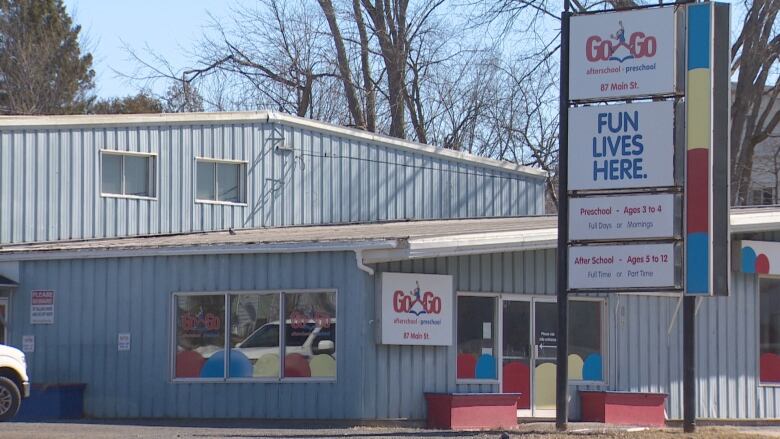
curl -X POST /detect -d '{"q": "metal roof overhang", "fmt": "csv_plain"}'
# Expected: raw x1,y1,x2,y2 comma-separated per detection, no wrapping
0,208,778,265
0,274,18,287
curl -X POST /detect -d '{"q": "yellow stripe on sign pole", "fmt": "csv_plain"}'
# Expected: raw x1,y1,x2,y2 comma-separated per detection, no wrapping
687,68,711,150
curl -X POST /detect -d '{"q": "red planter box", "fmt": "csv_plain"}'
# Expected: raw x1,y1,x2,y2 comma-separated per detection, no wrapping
424,393,520,430
580,391,667,427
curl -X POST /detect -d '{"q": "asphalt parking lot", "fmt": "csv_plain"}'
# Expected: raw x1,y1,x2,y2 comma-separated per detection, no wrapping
2,421,779,439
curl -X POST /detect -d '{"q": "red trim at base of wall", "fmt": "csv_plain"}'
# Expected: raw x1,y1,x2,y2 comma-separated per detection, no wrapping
424,393,520,429
580,391,666,427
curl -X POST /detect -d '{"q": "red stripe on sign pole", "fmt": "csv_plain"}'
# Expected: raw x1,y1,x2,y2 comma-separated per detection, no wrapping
686,148,709,234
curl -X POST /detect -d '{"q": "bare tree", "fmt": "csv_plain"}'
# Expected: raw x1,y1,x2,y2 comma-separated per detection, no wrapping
318,0,367,129
360,0,411,138
126,0,342,119
731,0,780,205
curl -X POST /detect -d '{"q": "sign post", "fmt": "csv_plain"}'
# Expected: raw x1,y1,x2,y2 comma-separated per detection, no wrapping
560,1,729,433
555,1,571,431
681,2,731,432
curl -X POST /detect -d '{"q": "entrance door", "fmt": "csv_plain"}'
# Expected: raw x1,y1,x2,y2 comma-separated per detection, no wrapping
532,300,558,417
501,299,531,411
501,297,558,418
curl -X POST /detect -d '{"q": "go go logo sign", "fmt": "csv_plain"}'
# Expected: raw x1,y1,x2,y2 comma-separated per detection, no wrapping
586,21,657,63
392,281,442,316
180,310,221,332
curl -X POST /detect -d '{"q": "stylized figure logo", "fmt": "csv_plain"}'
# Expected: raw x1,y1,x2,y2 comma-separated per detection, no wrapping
393,281,442,316
586,21,656,63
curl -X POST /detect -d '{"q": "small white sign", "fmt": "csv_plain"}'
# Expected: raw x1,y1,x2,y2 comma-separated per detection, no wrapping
569,243,678,290
30,290,54,324
569,193,678,241
569,101,675,191
570,7,676,100
118,333,131,351
379,272,453,346
22,335,34,353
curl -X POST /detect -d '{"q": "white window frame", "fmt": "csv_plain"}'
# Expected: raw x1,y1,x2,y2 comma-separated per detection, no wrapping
194,157,248,206
99,150,157,200
171,289,338,384
454,292,608,387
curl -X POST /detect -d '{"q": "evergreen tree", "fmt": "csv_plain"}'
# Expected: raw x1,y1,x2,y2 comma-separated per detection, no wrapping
89,92,163,114
0,0,94,114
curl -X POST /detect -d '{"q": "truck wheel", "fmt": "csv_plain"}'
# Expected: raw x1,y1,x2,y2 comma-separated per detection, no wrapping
0,377,21,421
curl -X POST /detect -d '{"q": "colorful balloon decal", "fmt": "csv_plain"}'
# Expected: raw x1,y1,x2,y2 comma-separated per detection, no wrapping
475,354,497,379
742,246,771,274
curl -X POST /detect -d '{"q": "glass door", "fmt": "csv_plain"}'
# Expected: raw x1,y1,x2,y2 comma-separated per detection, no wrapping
501,299,531,411
532,300,558,417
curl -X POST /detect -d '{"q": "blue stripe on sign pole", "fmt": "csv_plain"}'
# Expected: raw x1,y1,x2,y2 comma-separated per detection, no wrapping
686,232,709,294
687,4,711,70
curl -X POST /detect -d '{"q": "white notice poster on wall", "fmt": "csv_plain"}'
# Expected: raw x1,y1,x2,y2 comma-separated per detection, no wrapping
30,290,54,324
569,7,676,100
118,333,131,351
569,101,675,191
379,272,453,346
22,335,34,353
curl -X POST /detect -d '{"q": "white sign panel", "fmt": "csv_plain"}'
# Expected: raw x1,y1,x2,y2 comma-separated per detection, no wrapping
569,243,678,290
30,290,54,324
570,7,676,100
569,101,674,191
380,272,453,346
570,193,677,241
118,333,131,351
22,335,34,353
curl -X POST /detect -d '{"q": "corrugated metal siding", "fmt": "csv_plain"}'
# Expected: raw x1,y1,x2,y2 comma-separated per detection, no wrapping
10,252,373,419
0,122,545,244
9,248,773,420
571,271,766,421
8,249,557,420
366,250,557,419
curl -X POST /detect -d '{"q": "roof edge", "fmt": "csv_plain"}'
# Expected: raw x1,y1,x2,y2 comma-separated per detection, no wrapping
0,239,399,262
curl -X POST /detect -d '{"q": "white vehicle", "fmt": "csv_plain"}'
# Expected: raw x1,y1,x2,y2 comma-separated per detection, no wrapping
0,344,29,421
235,320,336,363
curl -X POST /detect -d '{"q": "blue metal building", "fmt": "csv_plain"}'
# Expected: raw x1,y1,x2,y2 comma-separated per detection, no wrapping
1,112,780,422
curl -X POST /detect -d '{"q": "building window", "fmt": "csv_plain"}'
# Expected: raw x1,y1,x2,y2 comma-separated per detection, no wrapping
173,290,337,381
456,295,497,380
760,278,780,383
173,294,225,379
196,159,246,204
569,299,605,382
101,152,155,198
752,187,775,206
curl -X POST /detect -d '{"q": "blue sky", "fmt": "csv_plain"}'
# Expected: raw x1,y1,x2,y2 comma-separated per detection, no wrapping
64,0,237,98
64,0,744,100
